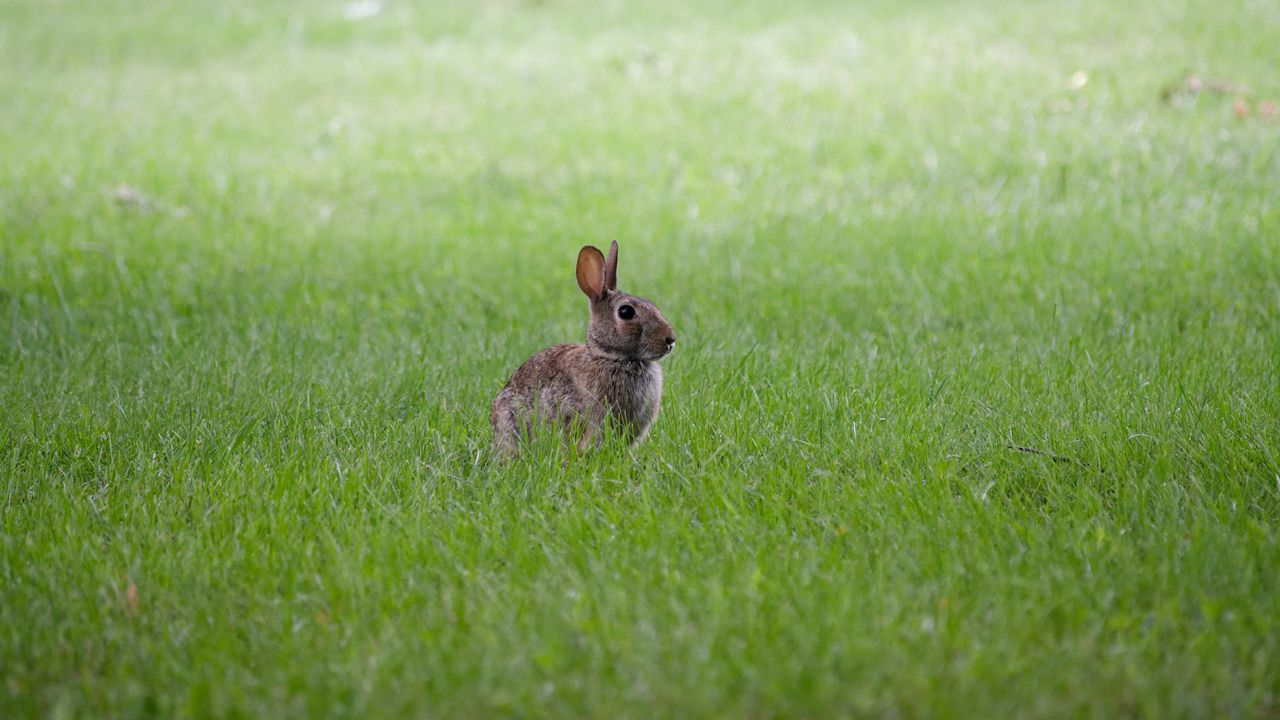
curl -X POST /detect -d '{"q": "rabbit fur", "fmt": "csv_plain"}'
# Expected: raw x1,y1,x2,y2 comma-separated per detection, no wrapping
491,241,675,460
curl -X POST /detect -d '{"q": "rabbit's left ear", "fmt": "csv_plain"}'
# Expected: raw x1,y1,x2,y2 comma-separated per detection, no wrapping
577,245,606,301
603,241,619,291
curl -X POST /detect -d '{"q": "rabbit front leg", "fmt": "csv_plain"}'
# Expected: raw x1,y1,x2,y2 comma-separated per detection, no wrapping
567,401,608,455
574,418,607,454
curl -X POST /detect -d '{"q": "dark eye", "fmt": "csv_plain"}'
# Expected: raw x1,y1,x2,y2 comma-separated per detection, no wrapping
617,304,636,320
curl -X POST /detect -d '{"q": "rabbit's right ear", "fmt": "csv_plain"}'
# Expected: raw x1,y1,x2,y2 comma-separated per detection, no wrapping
603,240,619,291
576,245,606,301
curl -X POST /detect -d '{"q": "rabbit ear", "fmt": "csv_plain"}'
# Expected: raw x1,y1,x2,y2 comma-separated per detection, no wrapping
576,245,606,301
603,240,619,291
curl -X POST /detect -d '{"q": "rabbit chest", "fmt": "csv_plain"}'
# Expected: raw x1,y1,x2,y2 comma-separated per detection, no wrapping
590,359,664,440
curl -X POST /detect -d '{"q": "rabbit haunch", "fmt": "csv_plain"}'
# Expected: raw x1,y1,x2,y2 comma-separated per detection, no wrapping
490,241,675,460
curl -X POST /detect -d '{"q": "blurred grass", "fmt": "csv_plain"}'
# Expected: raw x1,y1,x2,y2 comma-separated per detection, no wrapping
2,0,1280,717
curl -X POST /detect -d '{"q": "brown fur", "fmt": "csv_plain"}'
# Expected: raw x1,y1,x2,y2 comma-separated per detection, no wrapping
491,242,675,460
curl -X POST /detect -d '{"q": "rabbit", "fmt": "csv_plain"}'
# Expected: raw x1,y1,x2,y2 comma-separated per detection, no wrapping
491,241,676,460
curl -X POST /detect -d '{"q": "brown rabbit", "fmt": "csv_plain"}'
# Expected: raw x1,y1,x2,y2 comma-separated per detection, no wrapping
491,241,676,460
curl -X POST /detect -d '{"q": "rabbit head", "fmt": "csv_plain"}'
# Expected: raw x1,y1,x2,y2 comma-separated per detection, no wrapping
576,241,675,362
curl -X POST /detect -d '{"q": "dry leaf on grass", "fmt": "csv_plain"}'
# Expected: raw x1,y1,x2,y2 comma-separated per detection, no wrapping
125,581,140,618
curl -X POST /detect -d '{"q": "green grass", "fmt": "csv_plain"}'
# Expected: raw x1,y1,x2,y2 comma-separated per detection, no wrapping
3,0,1280,716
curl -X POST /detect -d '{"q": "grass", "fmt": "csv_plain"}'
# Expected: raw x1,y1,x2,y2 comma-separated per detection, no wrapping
3,0,1280,716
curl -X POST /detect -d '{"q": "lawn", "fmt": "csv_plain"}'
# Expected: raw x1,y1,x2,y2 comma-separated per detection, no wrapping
3,0,1279,717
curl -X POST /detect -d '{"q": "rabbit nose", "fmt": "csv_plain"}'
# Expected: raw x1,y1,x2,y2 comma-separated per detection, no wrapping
665,336,676,347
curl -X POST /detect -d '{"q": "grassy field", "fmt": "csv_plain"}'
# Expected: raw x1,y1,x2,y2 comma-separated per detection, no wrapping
3,0,1280,716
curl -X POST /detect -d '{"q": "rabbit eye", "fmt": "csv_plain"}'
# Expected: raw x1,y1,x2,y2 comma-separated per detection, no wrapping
617,304,636,320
